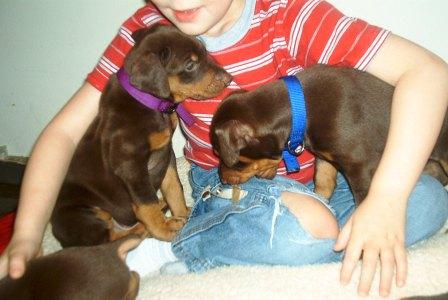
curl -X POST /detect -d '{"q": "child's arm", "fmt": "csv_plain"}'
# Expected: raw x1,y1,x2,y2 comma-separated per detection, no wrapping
334,33,448,297
0,82,101,279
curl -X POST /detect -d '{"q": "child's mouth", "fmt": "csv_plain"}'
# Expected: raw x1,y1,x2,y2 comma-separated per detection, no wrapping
173,8,200,22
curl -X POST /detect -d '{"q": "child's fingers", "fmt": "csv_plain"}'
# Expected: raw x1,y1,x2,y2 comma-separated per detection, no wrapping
357,248,379,296
379,248,395,297
333,218,352,251
9,253,27,279
395,245,407,287
339,239,362,285
8,242,37,279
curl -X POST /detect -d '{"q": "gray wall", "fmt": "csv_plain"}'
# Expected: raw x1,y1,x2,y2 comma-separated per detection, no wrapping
1,0,447,157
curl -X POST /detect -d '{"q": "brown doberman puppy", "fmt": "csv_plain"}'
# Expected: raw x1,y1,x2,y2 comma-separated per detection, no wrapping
211,64,447,205
51,25,231,247
0,236,141,300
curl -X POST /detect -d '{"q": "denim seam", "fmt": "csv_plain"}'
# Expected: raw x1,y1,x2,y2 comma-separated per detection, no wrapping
174,244,215,272
173,203,265,246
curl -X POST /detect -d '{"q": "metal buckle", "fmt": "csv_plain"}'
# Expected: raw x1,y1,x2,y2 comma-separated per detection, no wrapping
159,102,178,114
287,140,305,156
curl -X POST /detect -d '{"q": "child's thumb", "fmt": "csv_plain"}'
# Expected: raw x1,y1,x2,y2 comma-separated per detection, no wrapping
9,254,27,279
333,218,352,251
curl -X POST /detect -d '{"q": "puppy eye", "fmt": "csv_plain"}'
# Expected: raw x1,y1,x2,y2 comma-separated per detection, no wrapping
185,60,198,72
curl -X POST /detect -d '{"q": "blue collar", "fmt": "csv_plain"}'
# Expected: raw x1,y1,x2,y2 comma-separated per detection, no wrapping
281,76,307,173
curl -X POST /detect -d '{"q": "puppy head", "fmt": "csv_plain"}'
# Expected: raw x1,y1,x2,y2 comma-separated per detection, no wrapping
211,118,282,185
124,25,232,101
0,236,143,300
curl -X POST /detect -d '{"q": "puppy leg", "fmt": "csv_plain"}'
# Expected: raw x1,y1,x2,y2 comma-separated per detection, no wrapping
314,158,338,200
161,153,189,217
115,158,185,241
92,207,148,241
132,202,185,241
51,204,110,247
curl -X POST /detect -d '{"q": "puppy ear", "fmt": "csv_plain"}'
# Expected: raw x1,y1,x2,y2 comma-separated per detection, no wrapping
131,28,148,44
116,236,143,262
128,52,171,98
131,25,165,44
213,120,257,167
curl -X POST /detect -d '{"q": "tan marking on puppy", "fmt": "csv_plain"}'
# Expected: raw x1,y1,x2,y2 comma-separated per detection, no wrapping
92,207,148,241
170,113,178,129
132,202,186,241
148,128,171,151
111,223,148,241
168,70,227,102
314,158,338,200
161,166,189,217
220,155,281,185
190,53,198,61
92,206,112,223
168,75,193,102
239,156,281,174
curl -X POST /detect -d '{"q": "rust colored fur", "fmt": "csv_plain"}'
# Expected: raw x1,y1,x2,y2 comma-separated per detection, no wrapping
0,237,141,300
211,65,447,204
51,25,231,247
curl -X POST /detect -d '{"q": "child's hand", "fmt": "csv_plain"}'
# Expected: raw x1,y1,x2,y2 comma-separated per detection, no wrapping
333,196,407,297
0,236,42,279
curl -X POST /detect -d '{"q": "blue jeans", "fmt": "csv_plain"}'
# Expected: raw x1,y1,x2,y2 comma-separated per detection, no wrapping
170,165,448,273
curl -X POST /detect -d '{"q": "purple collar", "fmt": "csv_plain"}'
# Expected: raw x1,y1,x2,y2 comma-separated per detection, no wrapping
116,68,196,126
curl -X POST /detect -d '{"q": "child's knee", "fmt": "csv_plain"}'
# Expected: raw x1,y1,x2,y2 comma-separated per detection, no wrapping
406,175,448,245
412,175,448,218
281,191,339,239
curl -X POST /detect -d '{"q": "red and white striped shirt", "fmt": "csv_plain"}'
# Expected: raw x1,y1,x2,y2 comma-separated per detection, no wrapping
87,0,389,184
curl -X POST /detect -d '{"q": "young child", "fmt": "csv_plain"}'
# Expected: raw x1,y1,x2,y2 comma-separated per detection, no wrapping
1,0,448,297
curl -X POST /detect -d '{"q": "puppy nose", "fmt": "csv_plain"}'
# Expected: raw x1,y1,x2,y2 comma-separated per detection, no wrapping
216,70,232,85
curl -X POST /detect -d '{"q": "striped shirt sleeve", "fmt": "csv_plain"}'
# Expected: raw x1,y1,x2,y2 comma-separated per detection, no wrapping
284,0,390,69
86,5,167,91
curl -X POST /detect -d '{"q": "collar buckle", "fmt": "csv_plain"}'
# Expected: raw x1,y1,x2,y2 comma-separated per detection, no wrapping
159,102,178,114
287,140,305,155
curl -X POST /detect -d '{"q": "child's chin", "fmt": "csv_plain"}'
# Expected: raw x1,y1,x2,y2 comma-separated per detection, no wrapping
172,22,212,36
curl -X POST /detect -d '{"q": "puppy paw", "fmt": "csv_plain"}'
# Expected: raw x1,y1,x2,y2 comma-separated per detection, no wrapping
172,207,191,219
147,217,186,241
166,216,187,229
133,222,150,239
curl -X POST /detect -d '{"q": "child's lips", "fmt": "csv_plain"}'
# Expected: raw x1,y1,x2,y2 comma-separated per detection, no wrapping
172,8,200,22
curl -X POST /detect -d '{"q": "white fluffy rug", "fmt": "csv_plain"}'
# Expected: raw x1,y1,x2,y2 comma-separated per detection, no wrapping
42,157,448,299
